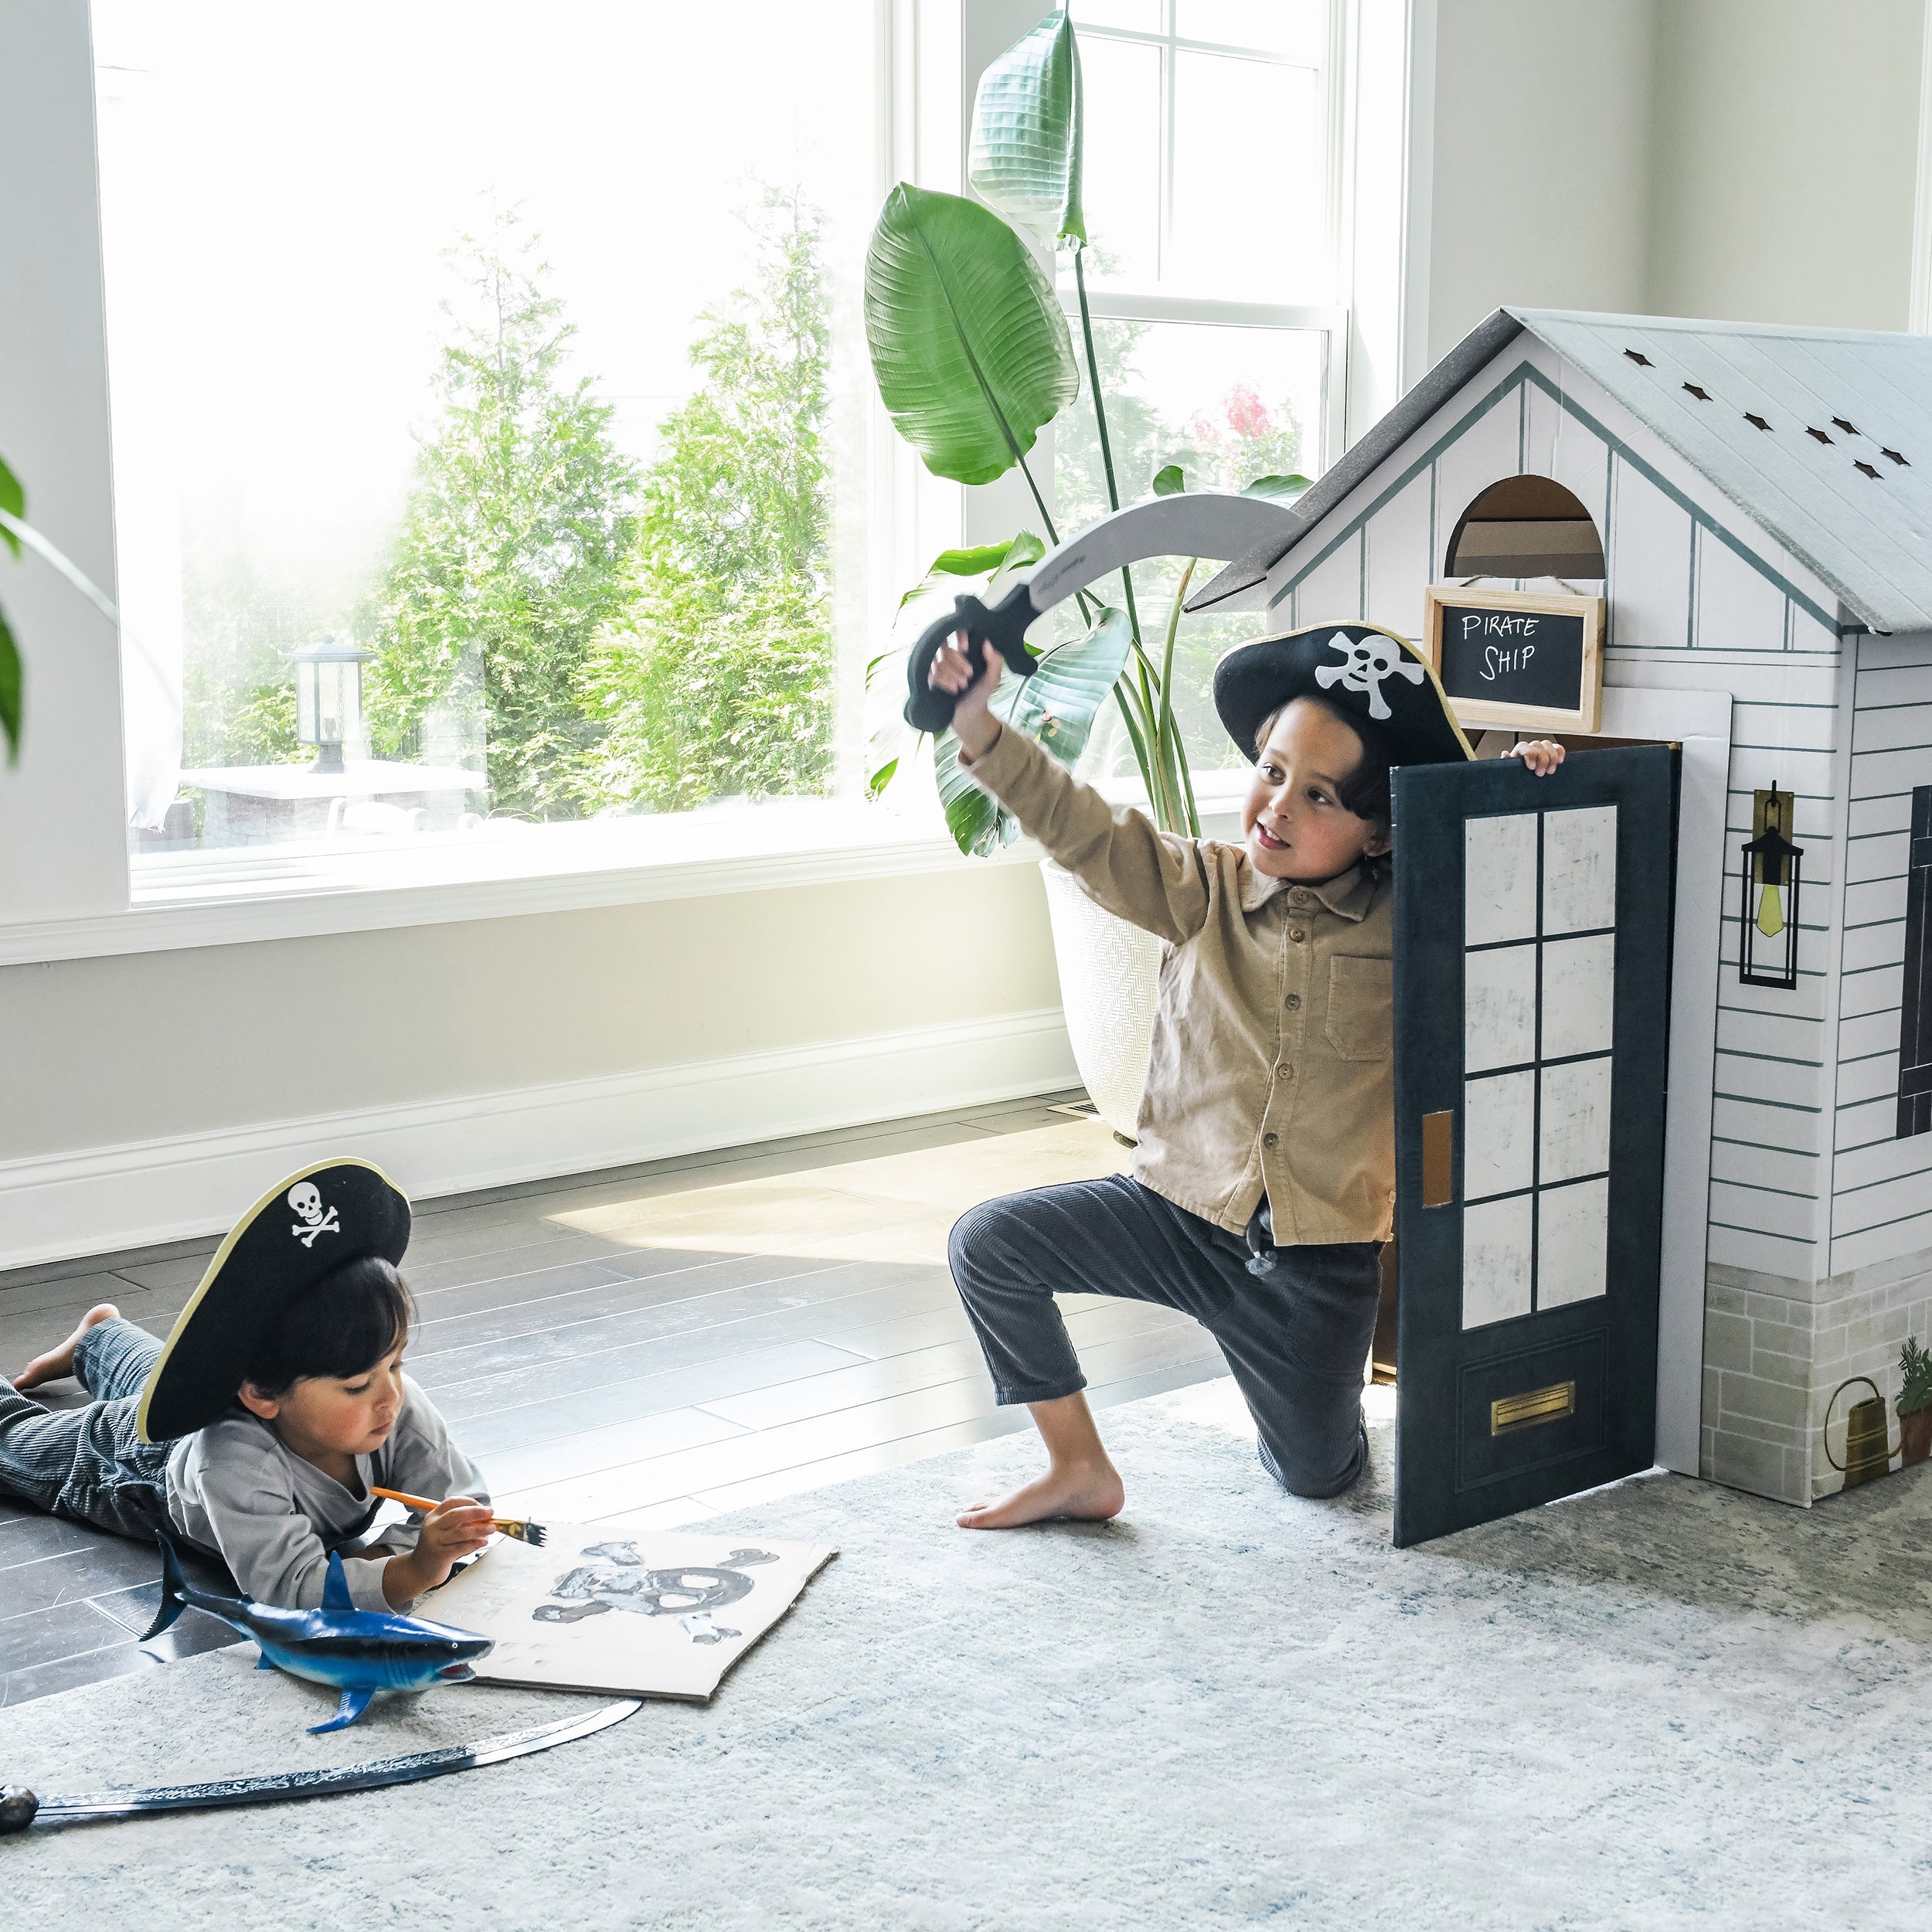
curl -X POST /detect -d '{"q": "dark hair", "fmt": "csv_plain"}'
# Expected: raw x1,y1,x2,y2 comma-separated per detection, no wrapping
1254,693,1394,838
242,1254,413,1396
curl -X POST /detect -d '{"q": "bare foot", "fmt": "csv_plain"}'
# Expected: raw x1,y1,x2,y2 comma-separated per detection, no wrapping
957,1458,1124,1530
16,1304,120,1392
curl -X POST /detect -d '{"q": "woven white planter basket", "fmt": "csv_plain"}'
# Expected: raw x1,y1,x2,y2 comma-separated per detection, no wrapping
1039,858,1162,1141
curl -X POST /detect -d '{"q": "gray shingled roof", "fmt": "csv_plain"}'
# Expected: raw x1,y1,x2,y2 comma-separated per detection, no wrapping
1189,308,1932,634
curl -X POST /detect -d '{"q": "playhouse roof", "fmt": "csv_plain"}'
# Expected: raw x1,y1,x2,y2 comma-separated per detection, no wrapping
1192,308,1932,635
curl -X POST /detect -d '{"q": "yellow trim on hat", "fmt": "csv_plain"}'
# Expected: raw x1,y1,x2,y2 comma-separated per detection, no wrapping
135,1155,408,1444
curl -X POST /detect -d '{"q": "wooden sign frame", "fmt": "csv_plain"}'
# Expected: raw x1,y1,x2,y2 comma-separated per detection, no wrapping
1421,585,1606,734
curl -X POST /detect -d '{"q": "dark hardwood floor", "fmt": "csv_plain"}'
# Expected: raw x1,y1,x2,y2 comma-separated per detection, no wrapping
0,1094,1229,1707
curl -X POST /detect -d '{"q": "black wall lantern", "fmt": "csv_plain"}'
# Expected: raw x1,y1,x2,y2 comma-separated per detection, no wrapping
1740,786,1803,990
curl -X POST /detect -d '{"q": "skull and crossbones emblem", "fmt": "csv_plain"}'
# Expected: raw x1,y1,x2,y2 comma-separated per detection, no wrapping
1312,629,1425,722
287,1181,340,1247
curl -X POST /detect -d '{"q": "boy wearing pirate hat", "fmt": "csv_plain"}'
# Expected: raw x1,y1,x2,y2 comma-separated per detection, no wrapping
930,621,1565,1528
0,1160,494,1610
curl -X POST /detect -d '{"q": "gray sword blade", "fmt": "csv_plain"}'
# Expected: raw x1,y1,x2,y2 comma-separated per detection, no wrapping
1023,493,1297,617
12,1696,641,1831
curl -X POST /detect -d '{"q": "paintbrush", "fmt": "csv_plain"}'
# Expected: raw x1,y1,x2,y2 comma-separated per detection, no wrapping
369,1485,547,1548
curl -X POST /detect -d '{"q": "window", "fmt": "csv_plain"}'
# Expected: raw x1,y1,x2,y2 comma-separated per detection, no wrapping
1059,2,1345,784
93,2,883,876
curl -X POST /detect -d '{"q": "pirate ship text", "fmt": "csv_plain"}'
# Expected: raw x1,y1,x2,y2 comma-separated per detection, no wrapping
1421,584,1606,733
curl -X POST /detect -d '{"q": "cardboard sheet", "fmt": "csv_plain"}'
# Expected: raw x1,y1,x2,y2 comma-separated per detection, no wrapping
425,1526,837,1701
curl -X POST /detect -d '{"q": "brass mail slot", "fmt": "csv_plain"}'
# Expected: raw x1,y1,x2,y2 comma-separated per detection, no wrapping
1491,1380,1577,1435
1421,1111,1454,1207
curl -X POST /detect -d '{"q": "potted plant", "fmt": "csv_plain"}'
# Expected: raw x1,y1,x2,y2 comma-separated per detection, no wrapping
862,8,1303,1136
1897,1337,1932,1466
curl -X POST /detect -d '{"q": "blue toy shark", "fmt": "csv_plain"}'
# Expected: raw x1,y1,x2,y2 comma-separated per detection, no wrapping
143,1532,495,1733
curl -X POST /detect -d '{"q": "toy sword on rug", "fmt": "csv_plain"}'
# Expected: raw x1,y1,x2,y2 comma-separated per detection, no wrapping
0,1696,639,1835
900,490,1298,733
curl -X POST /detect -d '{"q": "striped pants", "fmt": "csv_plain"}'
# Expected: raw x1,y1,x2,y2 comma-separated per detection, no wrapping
0,1318,172,1538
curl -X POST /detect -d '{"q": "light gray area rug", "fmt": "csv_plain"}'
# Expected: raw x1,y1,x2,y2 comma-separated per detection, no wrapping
5,1379,1930,1929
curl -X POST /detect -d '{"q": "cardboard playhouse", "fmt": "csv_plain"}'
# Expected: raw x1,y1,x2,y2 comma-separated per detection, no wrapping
1186,308,1932,1512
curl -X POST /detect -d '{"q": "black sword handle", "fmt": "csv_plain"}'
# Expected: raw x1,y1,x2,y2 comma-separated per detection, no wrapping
0,1786,39,1835
903,583,1039,735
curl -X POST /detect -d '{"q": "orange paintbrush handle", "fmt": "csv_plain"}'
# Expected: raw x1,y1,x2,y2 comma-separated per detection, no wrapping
372,1484,476,1514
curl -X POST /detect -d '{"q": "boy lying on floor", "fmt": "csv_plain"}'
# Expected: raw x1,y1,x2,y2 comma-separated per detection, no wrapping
0,1159,493,1610
930,622,1566,1528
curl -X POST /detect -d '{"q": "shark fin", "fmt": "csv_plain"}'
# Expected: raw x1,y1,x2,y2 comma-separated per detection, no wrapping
255,1649,277,1669
141,1530,189,1642
321,1550,354,1614
308,1685,377,1734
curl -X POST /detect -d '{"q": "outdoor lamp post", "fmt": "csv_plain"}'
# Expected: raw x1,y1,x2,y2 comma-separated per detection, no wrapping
1740,786,1803,990
291,635,371,775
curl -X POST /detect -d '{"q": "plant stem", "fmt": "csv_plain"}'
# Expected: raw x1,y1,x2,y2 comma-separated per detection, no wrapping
1015,450,1095,627
1073,247,1141,645
1158,560,1199,838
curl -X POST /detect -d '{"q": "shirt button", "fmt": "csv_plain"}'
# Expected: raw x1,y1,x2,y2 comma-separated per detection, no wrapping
1284,993,1301,1011
1263,1131,1280,1148
1289,928,1306,944
1277,1064,1293,1080
1288,889,1310,907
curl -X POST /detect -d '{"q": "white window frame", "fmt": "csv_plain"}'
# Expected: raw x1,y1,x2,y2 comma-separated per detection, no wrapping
0,0,1417,967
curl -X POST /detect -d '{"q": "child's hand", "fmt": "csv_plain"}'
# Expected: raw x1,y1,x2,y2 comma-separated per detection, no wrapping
418,1496,495,1565
383,1497,495,1605
1511,738,1566,777
929,630,1003,757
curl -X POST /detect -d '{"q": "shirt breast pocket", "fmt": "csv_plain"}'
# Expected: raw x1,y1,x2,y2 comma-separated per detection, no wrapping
1325,954,1393,1060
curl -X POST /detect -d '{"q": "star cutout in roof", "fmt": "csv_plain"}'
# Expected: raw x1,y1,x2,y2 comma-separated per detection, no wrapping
1883,448,1910,466
1855,461,1883,479
1806,427,1833,444
1682,383,1710,400
1743,413,1772,431
1833,417,1861,436
1623,349,1654,366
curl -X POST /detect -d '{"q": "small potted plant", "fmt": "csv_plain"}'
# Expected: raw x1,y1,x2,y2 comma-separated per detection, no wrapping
1896,1336,1932,1466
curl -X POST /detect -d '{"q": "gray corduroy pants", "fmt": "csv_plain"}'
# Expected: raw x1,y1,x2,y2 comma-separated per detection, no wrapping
948,1174,1379,1499
0,1318,172,1537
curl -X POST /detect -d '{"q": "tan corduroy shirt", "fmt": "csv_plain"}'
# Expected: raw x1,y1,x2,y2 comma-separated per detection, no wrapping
966,724,1394,1246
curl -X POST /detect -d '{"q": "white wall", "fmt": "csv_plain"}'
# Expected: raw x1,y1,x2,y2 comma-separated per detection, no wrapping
0,2,128,925
1648,0,1923,331
1426,0,1658,363
1423,0,1924,365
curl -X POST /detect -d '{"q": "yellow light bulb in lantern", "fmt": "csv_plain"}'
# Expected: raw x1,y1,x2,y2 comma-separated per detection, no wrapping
1756,876,1785,938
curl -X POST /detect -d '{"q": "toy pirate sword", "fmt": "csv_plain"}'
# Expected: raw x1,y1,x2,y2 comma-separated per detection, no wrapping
0,1697,639,1835
902,491,1296,733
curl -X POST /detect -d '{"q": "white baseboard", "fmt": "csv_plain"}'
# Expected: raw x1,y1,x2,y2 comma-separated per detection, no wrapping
0,1007,1077,1274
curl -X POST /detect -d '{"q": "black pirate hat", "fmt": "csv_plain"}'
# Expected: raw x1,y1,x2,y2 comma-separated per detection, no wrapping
138,1158,412,1443
1214,622,1473,769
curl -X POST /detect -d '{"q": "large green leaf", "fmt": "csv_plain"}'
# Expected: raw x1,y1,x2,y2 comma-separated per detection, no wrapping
897,529,1045,612
864,184,1078,486
968,9,1086,249
0,603,19,764
0,455,22,563
1004,604,1131,765
930,605,1131,855
1242,472,1313,501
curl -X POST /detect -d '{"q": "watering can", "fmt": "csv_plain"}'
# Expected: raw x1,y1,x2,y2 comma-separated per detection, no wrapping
1825,1376,1899,1490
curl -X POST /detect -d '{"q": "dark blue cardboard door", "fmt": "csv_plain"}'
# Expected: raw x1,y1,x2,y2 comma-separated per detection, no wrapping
1391,744,1677,1548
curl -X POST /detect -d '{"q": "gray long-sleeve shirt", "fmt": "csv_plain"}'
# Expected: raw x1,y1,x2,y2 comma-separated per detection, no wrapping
165,1373,488,1611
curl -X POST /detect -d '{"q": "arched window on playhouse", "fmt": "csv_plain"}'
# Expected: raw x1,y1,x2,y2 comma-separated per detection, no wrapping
1444,478,1605,582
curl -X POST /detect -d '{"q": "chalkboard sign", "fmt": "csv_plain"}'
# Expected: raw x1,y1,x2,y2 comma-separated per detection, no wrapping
1421,585,1605,733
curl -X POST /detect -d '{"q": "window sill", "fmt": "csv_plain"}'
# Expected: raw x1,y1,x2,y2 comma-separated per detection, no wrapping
0,801,999,967
2,764,1254,968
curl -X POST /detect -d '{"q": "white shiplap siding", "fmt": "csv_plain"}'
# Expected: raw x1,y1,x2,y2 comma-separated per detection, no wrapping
1832,634,1932,1274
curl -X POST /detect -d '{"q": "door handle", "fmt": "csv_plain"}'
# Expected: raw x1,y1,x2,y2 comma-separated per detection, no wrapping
1422,1111,1454,1208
